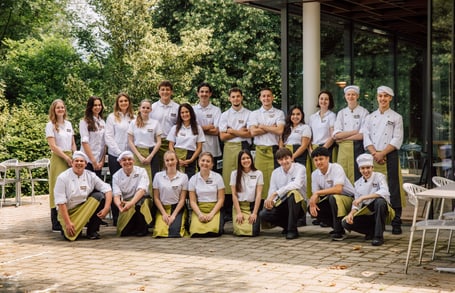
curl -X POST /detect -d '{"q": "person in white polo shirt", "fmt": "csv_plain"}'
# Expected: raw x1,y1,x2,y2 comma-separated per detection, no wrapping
361,85,404,235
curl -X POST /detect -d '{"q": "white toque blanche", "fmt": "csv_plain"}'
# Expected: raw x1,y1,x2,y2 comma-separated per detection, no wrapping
377,86,394,97
72,151,89,162
117,150,134,162
356,153,374,167
344,85,360,94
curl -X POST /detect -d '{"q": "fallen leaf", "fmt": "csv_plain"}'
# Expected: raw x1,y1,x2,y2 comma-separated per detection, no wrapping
136,286,145,291
329,265,348,270
130,272,136,276
329,282,336,287
352,245,362,250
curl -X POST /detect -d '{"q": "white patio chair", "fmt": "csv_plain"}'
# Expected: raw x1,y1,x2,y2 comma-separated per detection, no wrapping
0,163,19,208
432,176,455,255
403,183,455,273
27,158,50,204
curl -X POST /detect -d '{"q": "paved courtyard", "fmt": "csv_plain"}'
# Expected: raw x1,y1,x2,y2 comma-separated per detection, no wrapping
1,195,455,292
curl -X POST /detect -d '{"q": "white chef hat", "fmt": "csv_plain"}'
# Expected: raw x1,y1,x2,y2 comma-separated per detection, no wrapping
377,86,394,97
356,153,374,167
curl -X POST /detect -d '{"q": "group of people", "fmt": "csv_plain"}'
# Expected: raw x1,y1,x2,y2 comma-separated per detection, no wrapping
46,80,404,246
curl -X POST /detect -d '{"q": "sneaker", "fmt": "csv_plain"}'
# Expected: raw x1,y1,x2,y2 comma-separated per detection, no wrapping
319,222,330,228
87,231,100,240
372,238,384,246
100,220,109,227
329,230,345,235
52,223,62,233
312,219,320,225
331,233,345,241
392,226,402,235
286,230,299,240
297,218,307,227
281,229,288,235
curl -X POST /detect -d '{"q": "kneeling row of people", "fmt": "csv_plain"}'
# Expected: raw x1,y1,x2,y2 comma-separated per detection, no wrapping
55,147,393,246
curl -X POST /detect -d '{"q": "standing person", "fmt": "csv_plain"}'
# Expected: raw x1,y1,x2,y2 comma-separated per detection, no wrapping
333,85,369,184
153,150,188,238
248,87,285,200
55,151,112,241
79,96,106,178
308,90,337,162
342,154,394,246
112,151,152,237
219,87,252,222
260,148,307,239
188,152,225,237
309,147,355,241
105,92,135,225
194,82,222,173
46,99,77,232
128,99,162,193
361,85,404,235
167,103,205,180
150,80,180,169
230,150,263,236
280,105,312,203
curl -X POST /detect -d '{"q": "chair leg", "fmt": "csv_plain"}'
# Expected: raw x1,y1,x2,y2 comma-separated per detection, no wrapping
31,180,35,204
448,230,454,253
419,230,427,265
1,185,4,208
404,228,416,274
432,228,440,260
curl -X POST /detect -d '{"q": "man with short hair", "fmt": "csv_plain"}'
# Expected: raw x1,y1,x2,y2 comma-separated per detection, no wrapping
309,147,355,241
55,151,112,241
260,147,306,240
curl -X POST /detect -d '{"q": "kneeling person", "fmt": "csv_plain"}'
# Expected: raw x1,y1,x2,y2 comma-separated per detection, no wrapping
55,151,112,241
342,154,394,246
113,151,152,237
309,147,355,241
260,148,306,240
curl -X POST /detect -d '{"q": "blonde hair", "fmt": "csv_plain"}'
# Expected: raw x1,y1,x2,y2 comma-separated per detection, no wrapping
135,99,151,128
163,150,179,171
114,92,134,123
48,99,66,132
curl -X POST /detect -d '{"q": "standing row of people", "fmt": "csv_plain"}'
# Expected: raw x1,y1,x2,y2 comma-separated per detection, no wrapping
45,81,403,245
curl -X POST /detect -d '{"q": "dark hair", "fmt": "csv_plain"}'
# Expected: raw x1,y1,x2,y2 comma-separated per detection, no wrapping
282,106,305,143
84,96,104,132
275,147,293,160
229,87,243,96
235,149,257,193
158,80,173,90
176,103,199,136
317,90,335,110
311,147,330,158
258,87,273,98
197,82,212,93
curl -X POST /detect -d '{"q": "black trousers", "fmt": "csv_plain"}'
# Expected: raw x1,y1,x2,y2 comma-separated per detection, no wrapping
259,193,302,232
316,194,348,234
342,198,388,239
86,192,105,235
108,154,122,224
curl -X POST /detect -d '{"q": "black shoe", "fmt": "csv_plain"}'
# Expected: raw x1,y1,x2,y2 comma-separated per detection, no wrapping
87,231,100,240
329,230,345,235
52,224,62,233
100,220,109,226
364,234,373,241
319,222,330,228
392,226,402,235
331,233,345,241
297,218,307,227
286,230,299,240
372,238,384,246
312,219,320,225
224,215,233,222
281,229,288,235
136,230,148,237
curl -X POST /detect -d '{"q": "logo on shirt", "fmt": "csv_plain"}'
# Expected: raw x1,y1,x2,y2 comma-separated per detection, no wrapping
373,183,379,188
80,186,87,191
239,119,245,124
147,129,154,133
354,115,360,119
387,120,395,126
206,179,213,184
66,129,72,132
133,174,139,178
207,114,213,118
250,175,257,179
326,180,333,186
170,113,177,117
172,185,179,190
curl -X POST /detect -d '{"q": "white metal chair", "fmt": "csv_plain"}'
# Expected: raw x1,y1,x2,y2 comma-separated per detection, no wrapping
27,158,50,204
0,162,19,208
403,183,455,273
432,176,455,255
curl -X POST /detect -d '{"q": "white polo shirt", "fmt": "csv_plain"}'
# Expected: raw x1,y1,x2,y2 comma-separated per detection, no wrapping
311,163,355,196
79,117,106,164
112,166,150,200
105,112,134,157
194,103,222,157
150,100,180,138
167,124,206,151
45,120,74,152
230,169,264,202
248,106,285,146
219,106,252,144
188,171,225,202
153,170,188,205
284,123,312,145
308,110,336,145
127,118,162,148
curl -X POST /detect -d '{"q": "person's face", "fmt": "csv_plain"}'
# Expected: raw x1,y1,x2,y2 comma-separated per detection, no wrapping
240,153,252,170
377,92,392,109
197,86,212,102
318,93,330,109
120,156,134,173
359,165,373,179
229,91,243,108
72,158,87,175
164,153,178,170
118,96,130,112
277,155,293,172
54,102,66,117
92,99,103,116
313,155,330,173
180,107,191,123
259,90,274,108
159,86,173,102
199,155,214,170
290,108,303,125
344,90,359,104
139,102,151,116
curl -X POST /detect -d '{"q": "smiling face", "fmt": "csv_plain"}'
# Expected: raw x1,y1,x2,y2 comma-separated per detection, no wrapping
344,89,359,106
159,86,173,104
240,153,252,171
198,154,214,171
313,155,330,174
180,106,191,124
92,99,103,117
377,92,392,111
259,89,274,109
318,93,331,110
359,165,373,180
117,95,130,113
54,101,66,118
197,86,212,105
290,108,303,126
120,156,134,174
164,152,178,171
72,158,87,176
277,155,293,173
139,101,151,117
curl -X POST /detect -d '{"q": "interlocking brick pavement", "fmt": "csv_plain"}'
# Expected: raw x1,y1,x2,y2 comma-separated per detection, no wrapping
1,195,454,292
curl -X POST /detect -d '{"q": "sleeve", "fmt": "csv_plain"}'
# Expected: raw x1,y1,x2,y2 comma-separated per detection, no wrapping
181,174,189,191
276,165,306,196
332,164,349,186
276,109,285,126
361,115,373,149
374,173,391,199
45,122,55,138
247,111,258,128
166,126,177,143
218,112,228,132
216,173,225,190
127,120,135,135
311,171,321,193
155,120,163,137
329,112,336,127
54,175,67,205
229,170,237,186
213,108,222,127
302,124,312,138
93,174,112,193
188,175,196,192
79,120,90,143
257,171,264,185
333,110,343,136
112,172,122,197
197,125,206,143
390,114,403,150
137,168,150,193
268,169,279,198
105,114,122,156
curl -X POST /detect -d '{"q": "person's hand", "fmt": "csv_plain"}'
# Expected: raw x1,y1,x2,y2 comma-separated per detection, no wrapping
264,199,274,210
248,213,257,224
206,212,214,222
373,151,386,165
309,194,320,217
97,207,110,219
198,213,207,223
66,157,73,167
162,213,171,225
65,221,76,237
236,213,244,224
346,212,354,225
167,214,175,226
352,198,362,207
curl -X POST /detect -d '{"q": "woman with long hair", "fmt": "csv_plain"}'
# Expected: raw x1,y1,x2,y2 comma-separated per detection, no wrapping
105,92,135,225
152,150,188,238
79,96,106,178
230,149,263,236
128,99,162,193
188,152,225,237
46,99,77,232
167,103,205,179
